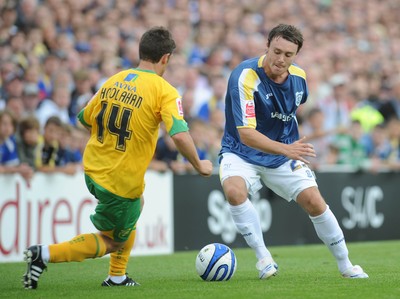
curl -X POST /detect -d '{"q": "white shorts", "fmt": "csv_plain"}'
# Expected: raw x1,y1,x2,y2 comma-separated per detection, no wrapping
219,152,318,202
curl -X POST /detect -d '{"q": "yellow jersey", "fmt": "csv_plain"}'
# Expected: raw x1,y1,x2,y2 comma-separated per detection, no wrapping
78,68,188,199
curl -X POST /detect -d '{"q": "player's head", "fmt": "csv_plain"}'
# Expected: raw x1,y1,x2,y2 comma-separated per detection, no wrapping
139,26,176,63
264,24,304,79
267,24,303,54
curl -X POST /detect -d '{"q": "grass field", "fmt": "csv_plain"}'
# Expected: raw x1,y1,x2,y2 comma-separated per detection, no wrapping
1,240,399,299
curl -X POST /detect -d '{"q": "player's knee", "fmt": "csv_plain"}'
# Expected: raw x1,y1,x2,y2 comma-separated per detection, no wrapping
107,240,125,253
223,183,247,204
297,187,326,216
307,202,326,216
101,234,125,253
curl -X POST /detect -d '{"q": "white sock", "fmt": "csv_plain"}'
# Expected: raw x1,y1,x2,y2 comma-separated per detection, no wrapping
229,199,270,260
110,275,126,283
41,245,50,264
309,205,353,273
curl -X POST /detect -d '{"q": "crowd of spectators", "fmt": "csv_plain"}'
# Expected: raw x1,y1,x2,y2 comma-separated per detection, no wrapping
1,0,400,183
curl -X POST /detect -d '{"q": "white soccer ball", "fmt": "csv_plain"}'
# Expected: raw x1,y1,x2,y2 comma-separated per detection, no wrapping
195,243,237,281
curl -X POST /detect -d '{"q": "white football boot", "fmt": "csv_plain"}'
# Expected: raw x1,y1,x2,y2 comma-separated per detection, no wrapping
342,265,369,278
256,256,278,279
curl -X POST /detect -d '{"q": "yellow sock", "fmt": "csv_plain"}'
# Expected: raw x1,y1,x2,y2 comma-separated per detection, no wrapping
109,229,136,276
49,233,107,263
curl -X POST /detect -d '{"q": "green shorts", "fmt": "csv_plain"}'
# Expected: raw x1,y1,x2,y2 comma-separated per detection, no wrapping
85,174,141,242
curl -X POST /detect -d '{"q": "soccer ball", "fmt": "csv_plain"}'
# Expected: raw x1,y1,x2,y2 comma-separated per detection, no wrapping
195,243,237,281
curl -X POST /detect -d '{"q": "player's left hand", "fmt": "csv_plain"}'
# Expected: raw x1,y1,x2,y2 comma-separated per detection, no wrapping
284,136,316,164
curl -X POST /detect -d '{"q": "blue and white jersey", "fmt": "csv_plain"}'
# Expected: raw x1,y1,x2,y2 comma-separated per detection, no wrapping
220,55,308,168
0,135,19,166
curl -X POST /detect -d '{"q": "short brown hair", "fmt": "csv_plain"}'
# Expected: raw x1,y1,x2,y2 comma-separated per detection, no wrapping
45,116,63,128
19,116,40,135
267,24,304,53
139,26,176,63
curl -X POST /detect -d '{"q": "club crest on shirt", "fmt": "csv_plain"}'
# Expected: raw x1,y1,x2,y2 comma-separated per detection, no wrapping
245,100,255,118
176,97,184,116
295,91,304,106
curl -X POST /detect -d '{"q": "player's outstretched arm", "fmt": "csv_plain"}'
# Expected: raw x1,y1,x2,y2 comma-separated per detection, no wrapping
239,128,316,164
171,131,213,176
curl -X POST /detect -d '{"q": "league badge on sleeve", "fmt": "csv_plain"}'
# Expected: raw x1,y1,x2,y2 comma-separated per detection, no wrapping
176,97,184,116
245,100,255,118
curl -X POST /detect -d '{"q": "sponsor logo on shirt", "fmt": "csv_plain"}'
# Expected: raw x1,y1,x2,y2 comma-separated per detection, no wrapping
123,73,139,83
270,112,294,122
245,101,255,118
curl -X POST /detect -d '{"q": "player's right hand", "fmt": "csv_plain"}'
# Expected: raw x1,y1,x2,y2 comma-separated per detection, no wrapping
196,160,213,177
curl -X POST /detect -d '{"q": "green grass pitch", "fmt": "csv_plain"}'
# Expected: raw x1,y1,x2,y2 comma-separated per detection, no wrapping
1,240,399,299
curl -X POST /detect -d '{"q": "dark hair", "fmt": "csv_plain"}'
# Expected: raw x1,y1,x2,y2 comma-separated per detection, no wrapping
267,24,304,53
19,116,40,135
45,116,63,128
139,26,176,63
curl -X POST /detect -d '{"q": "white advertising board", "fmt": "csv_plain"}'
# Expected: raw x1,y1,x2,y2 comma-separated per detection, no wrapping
0,170,173,262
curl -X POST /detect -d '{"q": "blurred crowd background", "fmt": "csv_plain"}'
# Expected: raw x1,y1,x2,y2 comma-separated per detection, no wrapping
1,0,400,183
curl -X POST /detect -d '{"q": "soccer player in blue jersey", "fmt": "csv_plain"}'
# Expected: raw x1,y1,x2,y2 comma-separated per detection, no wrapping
219,24,368,279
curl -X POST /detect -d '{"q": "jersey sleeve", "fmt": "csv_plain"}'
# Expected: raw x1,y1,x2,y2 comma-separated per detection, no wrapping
289,64,308,105
160,85,188,136
302,81,309,105
77,91,100,128
231,68,260,129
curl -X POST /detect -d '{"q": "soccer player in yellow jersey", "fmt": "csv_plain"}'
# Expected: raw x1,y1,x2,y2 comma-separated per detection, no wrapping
22,27,213,289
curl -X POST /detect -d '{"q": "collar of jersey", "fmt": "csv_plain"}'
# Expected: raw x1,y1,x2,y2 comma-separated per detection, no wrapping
133,68,156,74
